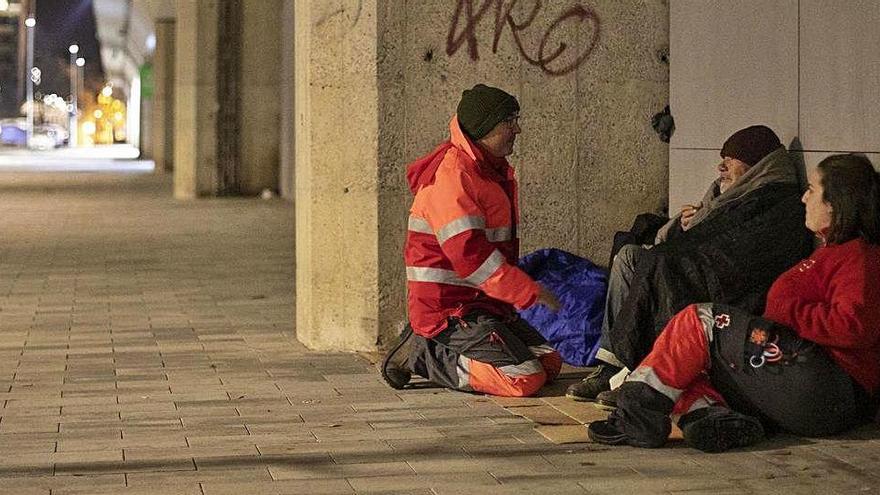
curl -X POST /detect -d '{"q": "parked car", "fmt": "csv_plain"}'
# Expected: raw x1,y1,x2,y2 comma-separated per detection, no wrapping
32,124,68,149
0,119,27,146
0,120,69,149
28,130,56,150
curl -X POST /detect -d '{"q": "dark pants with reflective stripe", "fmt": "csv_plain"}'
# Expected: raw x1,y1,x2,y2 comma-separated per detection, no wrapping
409,311,562,397
707,304,873,436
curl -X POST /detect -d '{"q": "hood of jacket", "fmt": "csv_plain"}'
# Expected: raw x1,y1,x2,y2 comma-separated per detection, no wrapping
406,116,512,194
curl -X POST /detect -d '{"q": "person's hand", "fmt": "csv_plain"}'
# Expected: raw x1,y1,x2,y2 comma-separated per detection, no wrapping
680,203,702,229
536,285,561,313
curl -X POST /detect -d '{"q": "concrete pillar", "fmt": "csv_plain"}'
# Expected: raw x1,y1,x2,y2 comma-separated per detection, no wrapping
173,1,218,199
239,0,282,195
151,18,175,173
295,0,405,351
279,0,295,200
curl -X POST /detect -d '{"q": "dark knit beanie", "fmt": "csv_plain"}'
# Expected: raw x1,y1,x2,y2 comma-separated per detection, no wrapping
720,125,782,166
456,84,520,140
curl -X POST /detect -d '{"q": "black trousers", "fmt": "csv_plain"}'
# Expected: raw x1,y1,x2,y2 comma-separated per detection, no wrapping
408,310,558,396
707,304,875,436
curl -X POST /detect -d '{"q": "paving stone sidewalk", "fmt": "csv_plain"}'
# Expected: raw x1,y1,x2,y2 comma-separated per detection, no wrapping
0,171,878,494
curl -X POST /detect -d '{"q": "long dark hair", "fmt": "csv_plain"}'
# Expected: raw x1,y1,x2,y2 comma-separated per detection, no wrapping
817,154,880,245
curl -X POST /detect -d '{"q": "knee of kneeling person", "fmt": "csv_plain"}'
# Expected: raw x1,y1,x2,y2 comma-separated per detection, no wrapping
469,359,548,397
502,371,547,397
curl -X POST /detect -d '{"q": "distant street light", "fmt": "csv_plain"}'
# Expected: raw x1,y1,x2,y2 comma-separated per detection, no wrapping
69,44,80,147
74,57,85,146
25,16,35,148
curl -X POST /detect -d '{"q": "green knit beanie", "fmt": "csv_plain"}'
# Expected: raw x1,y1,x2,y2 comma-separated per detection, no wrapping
456,84,520,140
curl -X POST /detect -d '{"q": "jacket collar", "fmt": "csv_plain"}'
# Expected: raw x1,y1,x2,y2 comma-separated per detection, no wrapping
449,116,514,182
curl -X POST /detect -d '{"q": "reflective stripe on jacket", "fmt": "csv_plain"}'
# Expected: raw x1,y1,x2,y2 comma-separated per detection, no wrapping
404,116,540,338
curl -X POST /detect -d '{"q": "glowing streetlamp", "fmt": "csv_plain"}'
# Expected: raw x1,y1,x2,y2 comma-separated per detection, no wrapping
73,57,85,146
24,16,35,148
68,44,80,147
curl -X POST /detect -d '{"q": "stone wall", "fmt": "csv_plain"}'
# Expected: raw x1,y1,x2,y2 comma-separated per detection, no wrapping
296,0,670,351
388,0,670,259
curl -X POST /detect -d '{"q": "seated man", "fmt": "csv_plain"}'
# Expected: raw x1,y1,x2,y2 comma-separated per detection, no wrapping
567,125,814,401
381,84,562,397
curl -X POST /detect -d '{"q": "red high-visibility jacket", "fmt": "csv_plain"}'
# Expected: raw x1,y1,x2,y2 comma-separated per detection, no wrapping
404,116,540,338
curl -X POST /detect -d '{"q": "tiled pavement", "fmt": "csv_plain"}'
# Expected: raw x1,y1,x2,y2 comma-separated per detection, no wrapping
0,171,878,494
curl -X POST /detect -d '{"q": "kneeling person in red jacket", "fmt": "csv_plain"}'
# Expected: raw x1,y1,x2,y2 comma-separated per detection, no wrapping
381,84,562,397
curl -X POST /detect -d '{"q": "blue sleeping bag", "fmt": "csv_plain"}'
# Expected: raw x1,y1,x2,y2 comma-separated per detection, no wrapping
518,248,608,366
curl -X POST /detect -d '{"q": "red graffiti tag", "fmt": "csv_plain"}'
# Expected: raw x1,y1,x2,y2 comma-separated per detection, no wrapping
446,0,601,76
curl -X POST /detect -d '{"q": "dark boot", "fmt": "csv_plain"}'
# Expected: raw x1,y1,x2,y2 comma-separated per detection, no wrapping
380,325,414,389
679,406,765,453
587,381,673,448
566,364,621,401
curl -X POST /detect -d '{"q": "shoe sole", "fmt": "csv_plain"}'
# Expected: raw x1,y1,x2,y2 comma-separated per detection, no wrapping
565,392,599,402
592,398,617,411
587,420,629,445
380,327,413,389
684,414,764,453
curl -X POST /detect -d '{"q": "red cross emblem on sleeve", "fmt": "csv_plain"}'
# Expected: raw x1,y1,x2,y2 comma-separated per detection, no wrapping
714,314,731,329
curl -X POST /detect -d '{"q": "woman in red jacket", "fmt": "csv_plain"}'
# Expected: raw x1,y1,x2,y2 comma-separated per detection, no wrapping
588,154,880,452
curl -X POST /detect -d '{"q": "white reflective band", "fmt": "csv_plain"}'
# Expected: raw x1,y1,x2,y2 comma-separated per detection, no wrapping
436,215,486,244
464,250,504,286
595,348,626,369
499,359,544,377
528,344,556,357
627,366,683,402
407,215,433,234
457,355,472,390
411,215,512,244
696,303,715,343
686,395,719,414
485,226,512,242
406,267,476,287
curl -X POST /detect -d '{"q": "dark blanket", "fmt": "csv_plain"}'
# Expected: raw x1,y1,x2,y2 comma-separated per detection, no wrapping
607,182,814,369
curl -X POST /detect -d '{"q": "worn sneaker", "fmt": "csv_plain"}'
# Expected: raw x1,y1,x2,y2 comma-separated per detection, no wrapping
593,388,619,411
565,364,620,401
680,406,765,453
380,325,414,390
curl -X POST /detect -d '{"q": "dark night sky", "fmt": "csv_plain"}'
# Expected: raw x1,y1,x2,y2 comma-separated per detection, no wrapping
33,0,105,100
